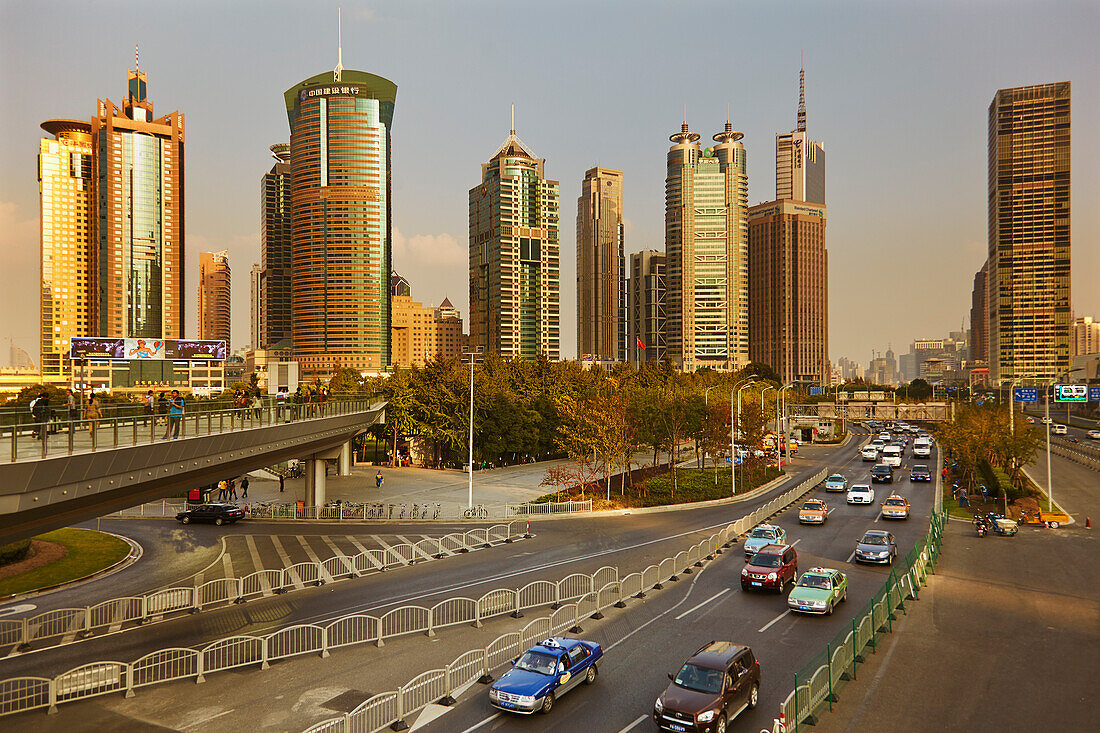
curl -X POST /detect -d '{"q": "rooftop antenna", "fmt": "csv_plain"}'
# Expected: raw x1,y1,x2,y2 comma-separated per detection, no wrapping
510,103,515,135
135,44,139,72
334,7,344,82
797,52,807,132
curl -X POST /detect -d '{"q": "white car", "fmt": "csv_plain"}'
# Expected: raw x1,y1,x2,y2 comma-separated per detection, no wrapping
861,446,880,461
847,484,875,504
1041,417,1053,425
913,439,932,458
880,445,903,467
1088,429,1100,441
1051,424,1067,435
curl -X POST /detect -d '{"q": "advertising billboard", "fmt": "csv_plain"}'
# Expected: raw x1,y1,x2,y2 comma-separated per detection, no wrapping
69,337,125,359
123,339,165,359
167,340,227,360
71,338,226,362
1054,384,1088,402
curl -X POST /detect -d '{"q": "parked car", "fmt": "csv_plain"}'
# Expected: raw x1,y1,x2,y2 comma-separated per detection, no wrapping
870,464,893,483
798,498,828,524
175,504,245,526
854,530,898,565
489,637,602,714
653,641,760,733
847,484,875,505
909,465,931,482
825,474,849,491
787,568,848,615
743,524,787,560
741,544,798,592
880,495,911,520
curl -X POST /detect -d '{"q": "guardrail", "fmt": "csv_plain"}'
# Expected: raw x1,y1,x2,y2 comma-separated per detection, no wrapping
0,468,827,720
1048,441,1100,471
0,523,525,659
777,506,946,731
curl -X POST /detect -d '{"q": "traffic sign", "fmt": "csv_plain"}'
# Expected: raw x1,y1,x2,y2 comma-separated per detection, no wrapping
809,387,823,396
1090,386,1100,402
1013,387,1039,403
1054,384,1088,403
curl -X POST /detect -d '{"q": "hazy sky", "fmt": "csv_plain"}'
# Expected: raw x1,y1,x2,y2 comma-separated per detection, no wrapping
1,0,1096,367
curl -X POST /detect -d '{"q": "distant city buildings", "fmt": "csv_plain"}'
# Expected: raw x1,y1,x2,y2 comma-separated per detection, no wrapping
969,263,988,363
664,120,749,372
197,251,231,349
1073,316,1100,357
867,347,898,386
468,123,560,360
259,143,292,349
835,356,864,382
984,82,1071,384
576,167,625,362
390,274,463,368
628,250,666,366
775,67,825,205
249,262,263,351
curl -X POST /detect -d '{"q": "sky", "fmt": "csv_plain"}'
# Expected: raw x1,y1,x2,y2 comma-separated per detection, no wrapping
1,0,1097,368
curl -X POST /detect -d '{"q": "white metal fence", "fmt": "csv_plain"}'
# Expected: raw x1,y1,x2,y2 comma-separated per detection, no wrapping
0,523,525,658
0,469,826,721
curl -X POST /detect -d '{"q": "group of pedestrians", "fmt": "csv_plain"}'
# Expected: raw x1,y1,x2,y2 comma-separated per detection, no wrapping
216,475,249,501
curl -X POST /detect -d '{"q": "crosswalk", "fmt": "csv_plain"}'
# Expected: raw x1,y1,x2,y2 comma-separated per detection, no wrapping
188,533,446,586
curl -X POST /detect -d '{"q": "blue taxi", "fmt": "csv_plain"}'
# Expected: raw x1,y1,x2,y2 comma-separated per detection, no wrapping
489,637,602,714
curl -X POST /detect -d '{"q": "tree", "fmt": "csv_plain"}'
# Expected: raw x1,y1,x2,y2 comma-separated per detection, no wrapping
700,400,732,483
904,379,933,401
651,386,704,500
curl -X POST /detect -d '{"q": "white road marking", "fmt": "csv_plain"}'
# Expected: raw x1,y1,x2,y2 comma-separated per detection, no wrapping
319,535,357,576
296,536,333,583
343,534,373,556
790,538,802,548
758,609,792,633
396,535,434,561
607,565,713,653
846,550,857,563
0,604,36,618
181,709,233,730
372,535,409,565
618,714,649,732
269,536,304,589
827,508,836,515
243,536,272,593
221,547,235,579
459,712,501,733
674,588,730,620
874,513,882,523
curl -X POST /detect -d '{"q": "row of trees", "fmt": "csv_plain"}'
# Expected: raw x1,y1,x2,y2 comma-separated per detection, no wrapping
936,403,1041,491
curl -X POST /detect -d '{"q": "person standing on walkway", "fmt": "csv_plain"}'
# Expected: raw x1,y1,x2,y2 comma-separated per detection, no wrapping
376,470,384,489
228,478,237,500
30,393,49,441
276,388,287,422
64,389,76,433
241,476,249,498
157,391,169,426
144,390,155,426
164,389,183,439
83,395,101,442
218,479,227,501
279,473,285,493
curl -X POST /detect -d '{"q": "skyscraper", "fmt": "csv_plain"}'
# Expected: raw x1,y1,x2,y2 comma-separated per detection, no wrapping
250,262,263,350
664,120,749,372
986,82,1071,383
469,123,560,360
91,63,185,341
1072,316,1100,357
775,67,825,204
576,166,625,361
969,263,988,362
628,249,666,366
284,63,397,379
260,143,292,348
197,251,231,349
39,120,94,379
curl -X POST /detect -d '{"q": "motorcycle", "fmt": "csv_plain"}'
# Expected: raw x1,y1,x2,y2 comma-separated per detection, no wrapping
974,515,987,537
985,512,1018,537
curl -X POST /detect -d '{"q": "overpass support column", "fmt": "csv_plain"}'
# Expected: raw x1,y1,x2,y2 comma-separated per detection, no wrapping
338,441,353,476
305,457,326,507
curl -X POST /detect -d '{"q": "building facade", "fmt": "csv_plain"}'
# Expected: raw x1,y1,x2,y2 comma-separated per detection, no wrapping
628,250,666,366
91,66,185,342
39,120,94,379
391,293,464,368
664,120,748,372
1073,316,1100,357
284,70,397,378
260,143,292,348
969,263,988,362
197,251,231,349
748,200,829,385
469,127,560,360
249,262,263,350
775,68,825,205
576,166,625,361
986,82,1071,383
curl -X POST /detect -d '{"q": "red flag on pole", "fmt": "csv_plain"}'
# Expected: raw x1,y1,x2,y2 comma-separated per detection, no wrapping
637,338,647,350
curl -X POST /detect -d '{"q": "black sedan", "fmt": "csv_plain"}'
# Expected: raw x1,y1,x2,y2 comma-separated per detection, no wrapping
176,503,245,526
853,530,897,565
909,465,931,482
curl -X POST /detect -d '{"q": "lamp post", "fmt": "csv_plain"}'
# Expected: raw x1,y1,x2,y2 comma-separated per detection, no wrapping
760,385,775,456
463,348,483,510
734,379,758,495
779,384,793,468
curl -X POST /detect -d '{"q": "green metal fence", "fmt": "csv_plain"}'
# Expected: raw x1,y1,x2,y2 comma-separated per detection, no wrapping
779,507,945,730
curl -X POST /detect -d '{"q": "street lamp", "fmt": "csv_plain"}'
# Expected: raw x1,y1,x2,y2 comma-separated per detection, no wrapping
779,384,793,468
760,386,775,456
463,347,483,510
734,379,758,495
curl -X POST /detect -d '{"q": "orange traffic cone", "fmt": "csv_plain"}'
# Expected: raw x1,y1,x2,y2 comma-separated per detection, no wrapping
1087,516,1092,529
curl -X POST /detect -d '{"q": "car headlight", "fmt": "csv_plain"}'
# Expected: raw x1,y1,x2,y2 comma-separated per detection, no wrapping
767,572,777,580
812,600,827,608
698,709,716,722
741,568,748,576
654,697,664,712
489,688,499,700
517,694,535,705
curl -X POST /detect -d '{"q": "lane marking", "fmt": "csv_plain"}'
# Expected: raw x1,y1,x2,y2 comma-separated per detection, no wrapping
373,535,409,566
320,535,357,577
618,714,649,732
790,538,802,548
758,609,791,633
243,536,272,594
181,709,233,730
0,604,36,618
846,550,857,563
396,535,434,561
296,536,333,583
674,588,730,620
459,712,501,733
270,536,305,589
874,512,882,523
221,546,235,580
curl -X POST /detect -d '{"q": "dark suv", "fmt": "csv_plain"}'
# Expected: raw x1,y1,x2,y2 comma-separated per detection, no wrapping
654,641,760,733
870,464,893,483
740,544,798,593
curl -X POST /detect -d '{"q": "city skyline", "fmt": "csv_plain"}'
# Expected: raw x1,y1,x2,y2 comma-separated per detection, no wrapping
1,1,1096,368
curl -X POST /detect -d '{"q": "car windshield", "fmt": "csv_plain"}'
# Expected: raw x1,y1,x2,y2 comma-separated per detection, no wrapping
751,553,781,568
828,475,844,481
514,650,557,675
750,528,777,539
851,486,870,493
861,534,888,545
798,575,831,589
803,502,824,510
885,499,905,506
674,663,724,695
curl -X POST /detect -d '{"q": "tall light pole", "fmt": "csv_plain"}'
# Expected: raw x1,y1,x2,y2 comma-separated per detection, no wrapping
463,348,483,510
779,384,793,467
761,385,775,456
734,380,758,495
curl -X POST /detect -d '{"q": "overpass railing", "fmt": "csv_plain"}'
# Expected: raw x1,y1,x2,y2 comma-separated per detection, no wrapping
1,399,380,463
0,469,826,720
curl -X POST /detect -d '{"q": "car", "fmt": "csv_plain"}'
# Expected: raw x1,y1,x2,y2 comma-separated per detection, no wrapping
878,432,892,443
1051,424,1068,435
1041,417,1052,425
880,495,911,520
871,439,886,450
787,567,848,615
1025,416,1035,424
175,503,245,526
880,446,902,468
825,474,848,491
861,445,879,462
854,530,898,565
741,543,798,592
489,637,602,714
909,465,931,482
798,498,828,524
743,524,787,560
1088,429,1100,440
912,439,932,458
847,484,875,504
870,464,893,483
653,641,760,733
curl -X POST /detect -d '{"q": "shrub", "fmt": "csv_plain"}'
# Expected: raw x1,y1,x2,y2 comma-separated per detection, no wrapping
0,539,32,566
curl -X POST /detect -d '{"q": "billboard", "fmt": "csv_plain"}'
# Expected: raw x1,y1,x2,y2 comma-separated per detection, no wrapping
1013,387,1039,403
1054,384,1088,403
71,338,226,361
809,386,823,396
1091,386,1100,402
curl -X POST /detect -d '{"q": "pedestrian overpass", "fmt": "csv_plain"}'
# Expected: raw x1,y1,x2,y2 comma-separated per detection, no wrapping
0,401,385,544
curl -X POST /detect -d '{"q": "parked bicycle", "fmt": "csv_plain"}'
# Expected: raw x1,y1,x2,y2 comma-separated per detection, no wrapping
463,504,488,518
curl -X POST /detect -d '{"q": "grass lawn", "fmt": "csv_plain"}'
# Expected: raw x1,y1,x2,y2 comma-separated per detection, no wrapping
0,528,129,598
535,465,784,509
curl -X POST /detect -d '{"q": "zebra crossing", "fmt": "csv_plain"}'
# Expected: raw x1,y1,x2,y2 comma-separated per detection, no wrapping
188,533,447,586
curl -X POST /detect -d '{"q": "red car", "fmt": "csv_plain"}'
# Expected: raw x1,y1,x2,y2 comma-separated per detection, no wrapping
740,543,798,593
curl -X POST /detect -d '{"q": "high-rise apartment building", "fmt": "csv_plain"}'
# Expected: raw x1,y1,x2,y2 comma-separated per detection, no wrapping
969,263,988,362
196,251,231,348
249,262,263,350
390,281,464,368
986,82,1071,383
284,66,397,379
576,167,625,361
664,120,748,372
1073,316,1100,357
260,143,292,348
39,120,94,379
628,249,666,366
775,68,825,204
748,200,829,385
469,126,560,360
91,65,185,341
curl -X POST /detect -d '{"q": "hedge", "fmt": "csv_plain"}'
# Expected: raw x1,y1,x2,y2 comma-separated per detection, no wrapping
0,540,32,566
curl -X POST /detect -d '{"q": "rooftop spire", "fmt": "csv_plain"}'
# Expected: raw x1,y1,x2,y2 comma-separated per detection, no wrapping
135,43,139,72
510,103,515,135
670,120,701,145
797,57,807,132
334,7,344,82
